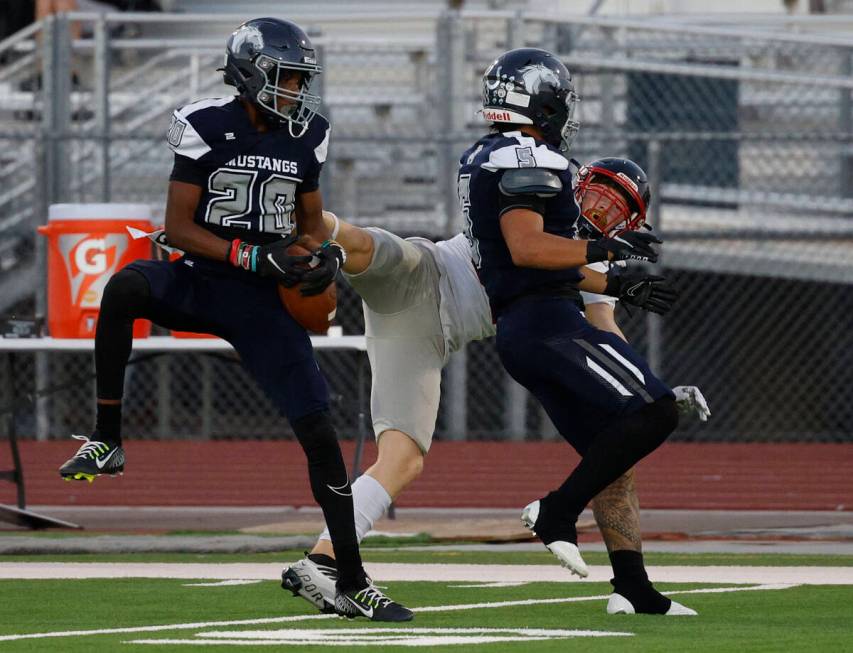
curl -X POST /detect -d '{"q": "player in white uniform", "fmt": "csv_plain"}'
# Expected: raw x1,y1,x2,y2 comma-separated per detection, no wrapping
282,158,708,616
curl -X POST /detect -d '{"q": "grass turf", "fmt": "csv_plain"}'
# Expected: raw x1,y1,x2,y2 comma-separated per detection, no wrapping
0,551,852,651
0,578,850,652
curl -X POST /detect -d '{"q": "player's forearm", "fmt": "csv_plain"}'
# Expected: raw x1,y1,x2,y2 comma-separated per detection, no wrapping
507,230,591,269
295,190,331,250
577,267,608,294
164,182,230,261
321,210,374,275
165,223,231,261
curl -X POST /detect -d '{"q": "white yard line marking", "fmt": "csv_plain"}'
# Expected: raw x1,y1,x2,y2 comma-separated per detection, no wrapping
183,580,264,588
127,627,633,647
449,582,530,588
1,562,851,584
0,583,795,642
412,583,797,614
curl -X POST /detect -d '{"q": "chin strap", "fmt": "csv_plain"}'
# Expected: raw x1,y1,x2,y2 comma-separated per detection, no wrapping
288,120,309,138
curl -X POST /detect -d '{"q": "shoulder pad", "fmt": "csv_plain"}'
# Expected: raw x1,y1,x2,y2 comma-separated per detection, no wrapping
499,168,563,197
166,97,235,160
482,136,570,172
167,110,210,160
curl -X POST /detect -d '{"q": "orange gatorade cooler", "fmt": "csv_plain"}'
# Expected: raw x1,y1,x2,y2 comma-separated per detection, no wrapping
38,204,154,338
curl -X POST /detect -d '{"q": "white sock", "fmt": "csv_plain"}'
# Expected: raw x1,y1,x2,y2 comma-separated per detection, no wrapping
318,473,392,544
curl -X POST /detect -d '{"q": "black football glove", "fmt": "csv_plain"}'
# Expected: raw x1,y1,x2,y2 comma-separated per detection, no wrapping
604,269,679,315
586,230,661,264
299,240,346,297
229,234,311,287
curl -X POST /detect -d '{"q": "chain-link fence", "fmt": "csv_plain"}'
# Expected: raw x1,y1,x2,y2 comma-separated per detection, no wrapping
1,10,851,443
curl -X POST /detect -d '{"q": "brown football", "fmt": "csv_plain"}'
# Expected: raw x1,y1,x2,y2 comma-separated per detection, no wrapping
277,243,337,334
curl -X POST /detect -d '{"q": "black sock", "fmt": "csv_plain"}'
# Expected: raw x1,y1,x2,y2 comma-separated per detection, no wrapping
547,398,678,518
308,553,337,568
292,411,366,592
609,550,671,614
534,495,579,545
94,403,122,446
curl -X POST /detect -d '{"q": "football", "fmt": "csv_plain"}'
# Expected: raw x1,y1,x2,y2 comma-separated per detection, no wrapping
277,243,337,334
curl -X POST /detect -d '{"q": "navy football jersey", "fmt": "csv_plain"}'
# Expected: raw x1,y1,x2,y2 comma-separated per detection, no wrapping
458,130,582,314
166,96,330,245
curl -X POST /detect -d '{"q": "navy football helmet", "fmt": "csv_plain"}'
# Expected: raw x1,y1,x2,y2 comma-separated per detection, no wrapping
573,157,651,239
221,17,322,133
481,48,580,152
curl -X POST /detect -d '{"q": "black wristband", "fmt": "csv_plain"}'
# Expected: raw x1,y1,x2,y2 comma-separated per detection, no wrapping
586,240,609,264
603,267,622,297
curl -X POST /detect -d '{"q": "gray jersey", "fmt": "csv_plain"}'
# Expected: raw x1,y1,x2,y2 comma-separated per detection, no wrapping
420,233,495,356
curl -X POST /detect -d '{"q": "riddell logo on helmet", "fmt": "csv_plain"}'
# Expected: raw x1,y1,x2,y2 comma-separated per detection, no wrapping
483,109,512,122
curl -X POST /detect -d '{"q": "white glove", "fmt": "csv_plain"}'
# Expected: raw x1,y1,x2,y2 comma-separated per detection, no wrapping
672,385,711,422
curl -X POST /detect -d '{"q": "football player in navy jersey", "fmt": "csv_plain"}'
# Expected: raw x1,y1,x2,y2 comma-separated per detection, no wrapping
58,17,411,622
461,47,686,614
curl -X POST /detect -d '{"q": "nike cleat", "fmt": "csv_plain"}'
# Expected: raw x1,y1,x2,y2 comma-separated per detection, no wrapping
335,583,413,622
59,435,125,482
281,555,338,614
522,499,589,578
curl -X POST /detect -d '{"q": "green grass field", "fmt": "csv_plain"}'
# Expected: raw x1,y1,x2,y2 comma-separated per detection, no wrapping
1,549,852,652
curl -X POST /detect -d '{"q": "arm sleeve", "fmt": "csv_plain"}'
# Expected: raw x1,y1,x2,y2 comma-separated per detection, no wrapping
169,154,208,187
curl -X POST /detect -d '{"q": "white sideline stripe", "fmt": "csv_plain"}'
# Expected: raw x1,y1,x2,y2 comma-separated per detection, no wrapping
586,357,633,396
183,580,263,587
0,584,793,643
449,581,530,588
599,343,645,384
2,562,853,584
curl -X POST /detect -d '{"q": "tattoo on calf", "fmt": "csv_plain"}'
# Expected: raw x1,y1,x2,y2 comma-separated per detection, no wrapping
593,473,643,552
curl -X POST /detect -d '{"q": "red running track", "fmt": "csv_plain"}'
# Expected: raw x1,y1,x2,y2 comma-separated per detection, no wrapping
2,441,851,511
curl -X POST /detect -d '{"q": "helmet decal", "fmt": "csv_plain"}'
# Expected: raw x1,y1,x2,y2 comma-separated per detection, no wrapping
518,63,560,96
615,171,639,193
229,24,264,54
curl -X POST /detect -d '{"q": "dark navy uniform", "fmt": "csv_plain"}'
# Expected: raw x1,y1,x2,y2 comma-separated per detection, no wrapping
126,96,332,422
460,130,672,453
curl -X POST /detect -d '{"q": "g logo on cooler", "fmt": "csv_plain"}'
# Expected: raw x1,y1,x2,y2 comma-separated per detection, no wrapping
74,238,108,275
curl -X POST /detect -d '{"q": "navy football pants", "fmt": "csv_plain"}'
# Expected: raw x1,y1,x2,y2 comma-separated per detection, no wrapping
496,295,673,455
124,257,329,423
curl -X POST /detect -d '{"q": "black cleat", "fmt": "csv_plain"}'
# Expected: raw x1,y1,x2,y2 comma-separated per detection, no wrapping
59,435,125,482
335,583,413,622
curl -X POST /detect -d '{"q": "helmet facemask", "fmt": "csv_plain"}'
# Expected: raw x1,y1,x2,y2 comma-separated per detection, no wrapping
575,168,646,239
557,89,580,152
253,55,322,134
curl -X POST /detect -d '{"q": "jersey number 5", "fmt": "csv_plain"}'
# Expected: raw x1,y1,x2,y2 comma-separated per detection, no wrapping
205,168,297,234
458,173,482,269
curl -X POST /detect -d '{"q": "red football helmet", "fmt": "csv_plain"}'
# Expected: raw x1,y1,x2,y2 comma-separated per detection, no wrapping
573,157,650,239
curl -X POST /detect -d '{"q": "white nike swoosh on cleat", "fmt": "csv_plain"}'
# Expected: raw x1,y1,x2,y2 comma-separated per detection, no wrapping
344,596,373,618
94,449,118,470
